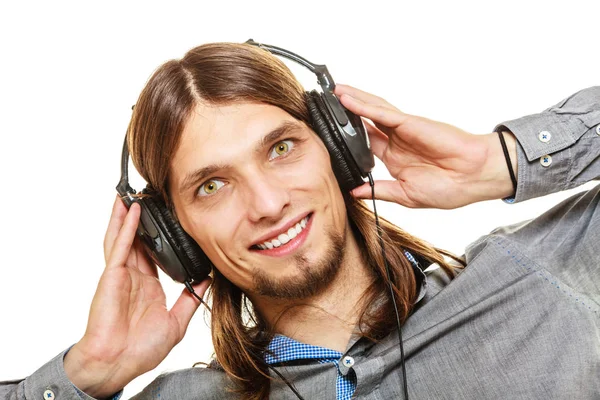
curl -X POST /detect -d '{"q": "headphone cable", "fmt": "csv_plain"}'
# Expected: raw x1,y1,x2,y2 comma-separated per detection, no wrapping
368,173,409,400
184,280,212,312
184,280,305,399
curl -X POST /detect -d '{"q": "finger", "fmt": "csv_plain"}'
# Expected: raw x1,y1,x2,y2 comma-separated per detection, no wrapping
104,195,129,263
335,84,397,111
351,180,415,207
364,120,389,160
170,278,212,339
106,202,141,269
129,237,159,279
339,93,407,128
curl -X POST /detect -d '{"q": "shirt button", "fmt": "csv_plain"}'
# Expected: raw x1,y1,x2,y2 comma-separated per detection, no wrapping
540,155,552,167
43,389,55,400
596,124,600,136
538,130,551,143
342,356,355,367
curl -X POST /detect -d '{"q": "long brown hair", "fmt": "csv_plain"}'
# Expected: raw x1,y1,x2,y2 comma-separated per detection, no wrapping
127,42,464,399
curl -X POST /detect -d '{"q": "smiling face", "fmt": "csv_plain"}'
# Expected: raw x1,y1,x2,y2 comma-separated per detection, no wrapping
169,101,354,299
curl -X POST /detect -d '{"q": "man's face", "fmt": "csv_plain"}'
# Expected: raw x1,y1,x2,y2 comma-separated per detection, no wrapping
169,102,351,299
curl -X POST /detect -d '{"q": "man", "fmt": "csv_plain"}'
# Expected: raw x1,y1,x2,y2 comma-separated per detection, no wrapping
2,42,599,399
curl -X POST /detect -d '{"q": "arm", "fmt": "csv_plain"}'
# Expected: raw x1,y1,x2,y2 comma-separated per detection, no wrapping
63,199,211,398
335,85,599,208
0,350,120,400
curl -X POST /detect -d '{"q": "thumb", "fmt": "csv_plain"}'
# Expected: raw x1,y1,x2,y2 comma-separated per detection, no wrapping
170,278,212,340
350,182,373,199
351,180,410,205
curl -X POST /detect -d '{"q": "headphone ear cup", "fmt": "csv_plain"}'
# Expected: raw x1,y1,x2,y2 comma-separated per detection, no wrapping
306,90,365,191
140,191,212,283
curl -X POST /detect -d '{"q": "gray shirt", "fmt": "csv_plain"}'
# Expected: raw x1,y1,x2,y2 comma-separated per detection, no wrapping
2,87,599,400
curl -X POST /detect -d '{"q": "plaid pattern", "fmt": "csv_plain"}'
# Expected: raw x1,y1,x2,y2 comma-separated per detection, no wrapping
403,250,418,267
264,251,420,399
266,334,356,400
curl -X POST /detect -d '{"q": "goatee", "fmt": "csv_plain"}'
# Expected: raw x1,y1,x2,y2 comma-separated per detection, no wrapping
252,227,346,300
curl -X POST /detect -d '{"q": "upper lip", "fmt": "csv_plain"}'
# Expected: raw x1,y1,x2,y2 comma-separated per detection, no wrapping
251,212,311,247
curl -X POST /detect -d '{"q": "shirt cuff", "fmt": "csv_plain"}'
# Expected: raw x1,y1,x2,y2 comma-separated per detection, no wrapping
494,87,600,203
23,348,123,400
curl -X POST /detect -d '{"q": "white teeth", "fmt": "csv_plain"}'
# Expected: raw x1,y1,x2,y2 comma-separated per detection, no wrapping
256,215,310,250
278,233,290,245
287,227,297,239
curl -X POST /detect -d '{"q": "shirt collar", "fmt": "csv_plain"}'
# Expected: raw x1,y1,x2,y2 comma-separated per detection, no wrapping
265,334,343,364
404,250,428,304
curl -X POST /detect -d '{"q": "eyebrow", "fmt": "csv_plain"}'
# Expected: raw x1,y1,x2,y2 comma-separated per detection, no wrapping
178,120,304,195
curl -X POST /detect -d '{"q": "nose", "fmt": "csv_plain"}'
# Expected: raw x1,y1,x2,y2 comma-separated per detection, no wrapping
243,170,291,223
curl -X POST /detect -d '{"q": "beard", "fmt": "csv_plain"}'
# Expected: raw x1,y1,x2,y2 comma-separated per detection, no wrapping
252,225,346,300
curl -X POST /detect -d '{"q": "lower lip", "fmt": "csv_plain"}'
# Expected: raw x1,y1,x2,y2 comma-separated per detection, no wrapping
251,214,313,257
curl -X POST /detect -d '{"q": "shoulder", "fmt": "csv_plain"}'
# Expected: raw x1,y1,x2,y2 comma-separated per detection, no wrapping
130,364,240,400
489,184,599,267
465,184,600,299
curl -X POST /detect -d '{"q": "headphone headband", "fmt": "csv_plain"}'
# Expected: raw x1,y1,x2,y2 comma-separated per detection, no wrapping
245,39,337,93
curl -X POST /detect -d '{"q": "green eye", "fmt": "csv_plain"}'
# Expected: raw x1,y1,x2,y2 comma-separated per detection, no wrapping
198,179,224,196
275,142,289,155
270,139,294,160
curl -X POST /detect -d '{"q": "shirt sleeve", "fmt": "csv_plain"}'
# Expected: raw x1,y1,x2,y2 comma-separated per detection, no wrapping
0,349,123,400
495,86,600,203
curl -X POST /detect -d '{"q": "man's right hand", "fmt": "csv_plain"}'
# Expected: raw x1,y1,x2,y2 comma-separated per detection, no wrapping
64,196,211,399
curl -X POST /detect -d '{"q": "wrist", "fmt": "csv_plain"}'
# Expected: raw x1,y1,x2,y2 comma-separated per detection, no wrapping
64,342,127,399
470,131,518,202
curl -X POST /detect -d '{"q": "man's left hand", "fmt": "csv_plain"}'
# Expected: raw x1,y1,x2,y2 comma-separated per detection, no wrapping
336,84,516,209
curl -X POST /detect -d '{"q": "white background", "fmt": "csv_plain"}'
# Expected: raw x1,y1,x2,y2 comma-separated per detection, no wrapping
0,0,598,397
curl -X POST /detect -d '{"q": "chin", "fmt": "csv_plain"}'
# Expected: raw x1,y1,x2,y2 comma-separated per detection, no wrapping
250,221,346,300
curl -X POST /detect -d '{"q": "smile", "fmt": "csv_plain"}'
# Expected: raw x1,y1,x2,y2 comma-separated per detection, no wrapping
256,215,309,249
251,213,313,256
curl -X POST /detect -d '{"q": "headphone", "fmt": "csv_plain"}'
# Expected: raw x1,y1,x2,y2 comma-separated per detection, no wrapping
115,39,375,285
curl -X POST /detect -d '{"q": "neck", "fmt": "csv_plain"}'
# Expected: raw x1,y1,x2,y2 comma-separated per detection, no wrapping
250,225,374,352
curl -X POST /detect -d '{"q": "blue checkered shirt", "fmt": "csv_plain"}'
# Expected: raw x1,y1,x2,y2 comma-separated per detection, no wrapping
265,334,356,400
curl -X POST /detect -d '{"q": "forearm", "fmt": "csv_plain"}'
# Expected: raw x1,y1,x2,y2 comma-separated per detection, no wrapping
64,342,127,399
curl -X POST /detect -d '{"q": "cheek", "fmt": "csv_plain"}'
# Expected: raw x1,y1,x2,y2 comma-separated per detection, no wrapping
181,209,256,289
300,141,348,224
294,138,340,188
318,158,349,225
177,205,244,263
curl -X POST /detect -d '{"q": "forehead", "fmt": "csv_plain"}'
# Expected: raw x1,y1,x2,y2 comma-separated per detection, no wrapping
181,102,293,149
170,102,302,183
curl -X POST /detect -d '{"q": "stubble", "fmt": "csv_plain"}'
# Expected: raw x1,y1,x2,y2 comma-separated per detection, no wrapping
252,226,346,300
